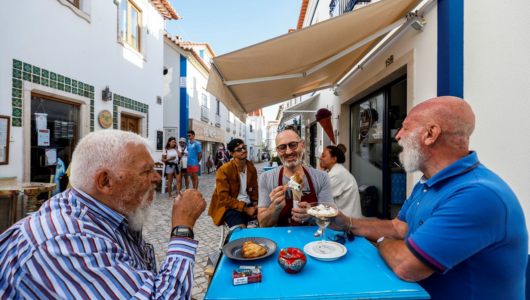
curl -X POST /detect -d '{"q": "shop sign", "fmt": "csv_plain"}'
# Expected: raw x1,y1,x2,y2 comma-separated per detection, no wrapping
189,119,225,142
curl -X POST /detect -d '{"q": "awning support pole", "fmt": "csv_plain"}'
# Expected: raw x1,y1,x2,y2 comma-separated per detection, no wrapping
222,18,407,87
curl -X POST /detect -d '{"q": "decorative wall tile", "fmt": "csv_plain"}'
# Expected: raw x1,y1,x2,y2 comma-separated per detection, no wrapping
79,82,83,89
32,66,40,75
58,75,64,83
12,98,22,107
13,69,21,79
72,87,77,94
12,88,21,98
50,72,57,80
58,83,64,91
50,81,57,89
23,72,31,81
12,118,21,127
113,93,149,137
13,59,22,70
12,79,22,88
23,63,31,72
83,91,89,97
41,78,49,87
42,69,49,78
77,89,83,96
32,75,40,84
65,85,71,93
65,77,71,85
90,92,94,99
72,79,77,86
90,85,94,92
12,108,22,118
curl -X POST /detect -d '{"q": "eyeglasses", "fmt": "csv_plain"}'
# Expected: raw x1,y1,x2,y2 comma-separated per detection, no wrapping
276,141,302,154
327,231,355,245
234,145,247,153
187,134,192,137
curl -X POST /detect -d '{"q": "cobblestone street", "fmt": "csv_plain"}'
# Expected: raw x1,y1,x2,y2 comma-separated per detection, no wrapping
144,161,269,300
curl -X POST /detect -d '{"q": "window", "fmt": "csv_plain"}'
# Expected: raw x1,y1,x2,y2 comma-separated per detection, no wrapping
67,0,79,8
250,125,253,132
199,50,204,60
202,94,208,107
120,0,141,51
216,99,220,115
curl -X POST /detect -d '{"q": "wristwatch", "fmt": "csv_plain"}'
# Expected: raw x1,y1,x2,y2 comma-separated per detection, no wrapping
171,226,194,240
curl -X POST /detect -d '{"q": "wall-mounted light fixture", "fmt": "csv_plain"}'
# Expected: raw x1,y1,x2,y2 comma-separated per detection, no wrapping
102,86,112,101
411,19,427,31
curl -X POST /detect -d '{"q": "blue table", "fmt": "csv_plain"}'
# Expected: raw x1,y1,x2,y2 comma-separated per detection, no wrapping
263,166,278,172
205,226,429,300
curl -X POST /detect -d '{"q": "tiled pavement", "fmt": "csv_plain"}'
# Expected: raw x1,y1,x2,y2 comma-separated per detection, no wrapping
144,161,269,300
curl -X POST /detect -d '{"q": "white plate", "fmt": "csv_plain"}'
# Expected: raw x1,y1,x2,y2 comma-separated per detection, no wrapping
303,241,347,261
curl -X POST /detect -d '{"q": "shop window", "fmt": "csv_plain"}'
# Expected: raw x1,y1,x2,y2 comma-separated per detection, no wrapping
120,0,141,51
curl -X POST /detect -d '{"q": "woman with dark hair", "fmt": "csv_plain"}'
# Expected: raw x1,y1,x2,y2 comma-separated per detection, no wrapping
319,145,362,219
162,137,179,198
215,143,230,171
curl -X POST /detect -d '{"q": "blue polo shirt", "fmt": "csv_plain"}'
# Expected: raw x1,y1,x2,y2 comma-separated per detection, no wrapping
187,140,202,166
398,151,527,300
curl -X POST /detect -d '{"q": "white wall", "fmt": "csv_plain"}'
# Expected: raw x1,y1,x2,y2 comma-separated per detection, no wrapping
0,0,166,179
464,0,530,235
163,41,181,129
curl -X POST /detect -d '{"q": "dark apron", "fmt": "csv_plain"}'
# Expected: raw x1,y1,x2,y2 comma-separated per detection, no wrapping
277,167,318,227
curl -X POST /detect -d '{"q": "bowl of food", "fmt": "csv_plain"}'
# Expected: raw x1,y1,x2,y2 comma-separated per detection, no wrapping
222,237,277,261
278,247,307,274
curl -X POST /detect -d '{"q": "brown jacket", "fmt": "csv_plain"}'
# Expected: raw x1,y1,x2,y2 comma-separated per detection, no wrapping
208,159,259,226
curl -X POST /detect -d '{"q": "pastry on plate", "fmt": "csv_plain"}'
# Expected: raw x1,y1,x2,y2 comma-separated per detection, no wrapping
241,241,267,258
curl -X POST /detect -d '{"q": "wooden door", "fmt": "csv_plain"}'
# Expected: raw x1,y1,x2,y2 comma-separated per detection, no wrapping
121,115,140,134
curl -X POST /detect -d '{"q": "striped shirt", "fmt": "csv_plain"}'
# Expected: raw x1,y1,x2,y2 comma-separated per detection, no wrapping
0,188,197,299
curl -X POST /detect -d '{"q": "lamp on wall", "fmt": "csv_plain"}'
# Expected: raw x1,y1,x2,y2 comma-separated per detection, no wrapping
411,19,427,31
102,86,112,101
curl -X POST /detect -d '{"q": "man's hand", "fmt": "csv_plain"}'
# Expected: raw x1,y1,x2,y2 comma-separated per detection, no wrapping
243,205,257,217
171,190,206,231
329,212,350,232
292,201,310,222
269,186,286,212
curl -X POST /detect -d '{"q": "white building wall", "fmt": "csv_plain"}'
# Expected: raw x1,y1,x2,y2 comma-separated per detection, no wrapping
0,0,166,181
163,42,181,130
464,0,530,234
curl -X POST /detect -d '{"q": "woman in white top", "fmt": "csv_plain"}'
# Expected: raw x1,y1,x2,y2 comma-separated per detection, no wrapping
319,145,362,219
162,137,179,198
176,137,189,195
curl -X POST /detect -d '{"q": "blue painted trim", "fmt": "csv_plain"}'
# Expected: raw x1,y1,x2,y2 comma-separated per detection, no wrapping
309,0,320,26
437,0,464,98
179,55,189,141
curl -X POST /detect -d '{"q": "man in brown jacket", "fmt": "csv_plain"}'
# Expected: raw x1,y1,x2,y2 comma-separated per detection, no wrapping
208,139,259,228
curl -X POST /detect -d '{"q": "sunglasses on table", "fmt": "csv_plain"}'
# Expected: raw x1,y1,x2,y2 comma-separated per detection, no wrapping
327,231,355,245
276,141,302,154
233,145,247,152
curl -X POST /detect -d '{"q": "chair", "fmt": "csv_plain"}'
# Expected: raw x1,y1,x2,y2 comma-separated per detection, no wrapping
155,161,177,194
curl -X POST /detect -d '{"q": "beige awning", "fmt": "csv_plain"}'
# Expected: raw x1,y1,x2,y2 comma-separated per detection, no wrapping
280,94,320,124
207,0,422,123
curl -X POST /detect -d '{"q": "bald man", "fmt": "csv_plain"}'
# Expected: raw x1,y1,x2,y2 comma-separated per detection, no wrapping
330,96,527,300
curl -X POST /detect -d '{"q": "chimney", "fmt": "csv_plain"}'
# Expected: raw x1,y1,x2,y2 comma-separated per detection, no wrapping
175,35,183,42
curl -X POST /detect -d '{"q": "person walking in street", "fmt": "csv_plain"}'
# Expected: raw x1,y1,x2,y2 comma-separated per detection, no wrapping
177,137,189,195
0,130,207,299
258,129,333,227
162,137,179,198
215,143,230,171
186,130,202,189
329,96,527,300
319,145,362,219
209,139,259,228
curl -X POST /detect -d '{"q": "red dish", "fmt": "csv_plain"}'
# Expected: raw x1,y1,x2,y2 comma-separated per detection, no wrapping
278,247,307,274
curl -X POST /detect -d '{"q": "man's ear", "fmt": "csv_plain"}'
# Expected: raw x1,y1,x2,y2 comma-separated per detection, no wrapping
424,124,442,146
94,169,113,195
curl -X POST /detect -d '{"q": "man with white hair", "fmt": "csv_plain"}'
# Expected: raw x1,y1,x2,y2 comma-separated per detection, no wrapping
258,129,333,227
0,130,207,299
330,96,528,300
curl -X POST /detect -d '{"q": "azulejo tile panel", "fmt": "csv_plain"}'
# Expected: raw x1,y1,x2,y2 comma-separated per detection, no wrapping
10,59,94,128
113,93,149,137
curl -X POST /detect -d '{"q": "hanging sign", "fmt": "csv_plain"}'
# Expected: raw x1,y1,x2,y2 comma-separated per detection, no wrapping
38,129,50,146
98,110,113,129
35,113,47,131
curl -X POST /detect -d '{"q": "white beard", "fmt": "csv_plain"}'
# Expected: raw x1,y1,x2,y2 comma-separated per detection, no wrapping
122,187,155,232
280,153,301,169
398,131,426,173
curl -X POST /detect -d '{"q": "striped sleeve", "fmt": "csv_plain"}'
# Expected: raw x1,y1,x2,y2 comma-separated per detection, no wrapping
20,234,197,300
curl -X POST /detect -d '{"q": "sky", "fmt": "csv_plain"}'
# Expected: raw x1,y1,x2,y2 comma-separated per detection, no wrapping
165,0,303,123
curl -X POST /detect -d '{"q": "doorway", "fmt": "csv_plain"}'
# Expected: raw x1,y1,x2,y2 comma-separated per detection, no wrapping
350,76,407,219
121,114,140,134
30,94,80,197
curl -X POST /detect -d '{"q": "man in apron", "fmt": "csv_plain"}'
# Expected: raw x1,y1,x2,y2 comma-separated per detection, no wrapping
258,129,334,227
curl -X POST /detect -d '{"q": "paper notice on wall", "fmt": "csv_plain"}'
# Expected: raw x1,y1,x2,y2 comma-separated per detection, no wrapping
38,129,50,146
180,77,187,88
45,148,57,166
35,113,47,131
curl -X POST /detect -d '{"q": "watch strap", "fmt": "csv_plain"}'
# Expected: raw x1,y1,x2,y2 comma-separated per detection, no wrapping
171,226,194,240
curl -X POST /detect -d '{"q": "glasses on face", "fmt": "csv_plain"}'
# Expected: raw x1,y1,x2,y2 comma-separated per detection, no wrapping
327,231,355,245
276,141,302,154
187,134,192,137
234,145,247,153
